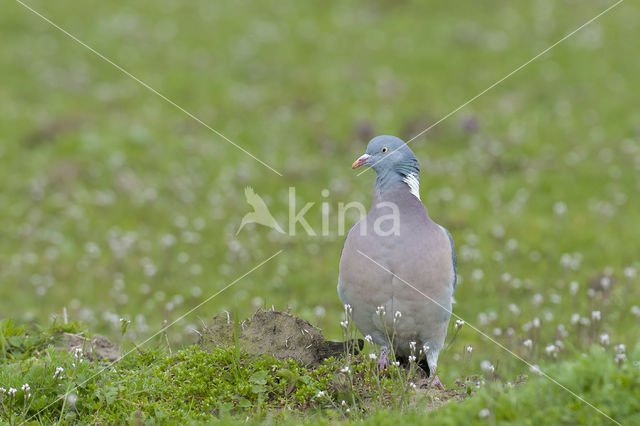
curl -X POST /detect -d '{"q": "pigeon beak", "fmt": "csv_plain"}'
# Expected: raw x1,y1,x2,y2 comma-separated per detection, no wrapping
352,154,371,169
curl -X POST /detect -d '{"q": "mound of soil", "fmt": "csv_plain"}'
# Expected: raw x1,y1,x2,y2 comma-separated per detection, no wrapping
60,332,120,362
199,309,361,366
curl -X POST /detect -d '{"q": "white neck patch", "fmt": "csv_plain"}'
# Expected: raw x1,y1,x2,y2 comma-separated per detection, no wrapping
402,173,420,199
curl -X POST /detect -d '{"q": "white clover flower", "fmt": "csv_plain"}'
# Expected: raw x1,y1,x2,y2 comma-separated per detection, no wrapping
479,408,490,418
600,333,610,346
523,339,533,349
569,281,579,295
591,311,601,321
508,304,520,316
376,306,386,316
365,335,373,344
369,353,377,360
480,360,495,374
532,293,543,306
455,319,465,329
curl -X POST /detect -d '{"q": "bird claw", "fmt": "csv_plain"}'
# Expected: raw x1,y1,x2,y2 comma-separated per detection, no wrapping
377,347,390,370
430,375,445,390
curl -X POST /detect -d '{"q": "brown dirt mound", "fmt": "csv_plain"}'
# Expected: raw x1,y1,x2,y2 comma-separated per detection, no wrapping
199,309,361,366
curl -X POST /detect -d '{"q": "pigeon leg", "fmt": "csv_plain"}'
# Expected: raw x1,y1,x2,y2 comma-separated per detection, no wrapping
377,346,390,370
430,375,445,390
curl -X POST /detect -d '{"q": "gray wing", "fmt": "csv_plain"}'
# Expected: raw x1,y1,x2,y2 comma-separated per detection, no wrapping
440,225,457,293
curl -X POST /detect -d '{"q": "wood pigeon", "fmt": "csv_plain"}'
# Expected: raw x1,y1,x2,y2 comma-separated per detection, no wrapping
338,135,457,389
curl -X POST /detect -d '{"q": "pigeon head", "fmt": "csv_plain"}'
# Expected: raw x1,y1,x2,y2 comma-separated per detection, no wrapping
352,135,421,196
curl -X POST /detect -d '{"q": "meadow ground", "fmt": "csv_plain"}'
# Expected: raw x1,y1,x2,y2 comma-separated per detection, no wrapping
1,0,639,423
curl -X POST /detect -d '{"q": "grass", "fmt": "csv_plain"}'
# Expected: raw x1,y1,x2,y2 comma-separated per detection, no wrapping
1,320,639,424
1,0,640,423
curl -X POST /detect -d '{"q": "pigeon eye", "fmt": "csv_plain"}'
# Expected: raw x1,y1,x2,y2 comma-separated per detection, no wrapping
381,147,388,153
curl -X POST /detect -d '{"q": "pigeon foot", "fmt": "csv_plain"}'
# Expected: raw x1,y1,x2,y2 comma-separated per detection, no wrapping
430,375,445,390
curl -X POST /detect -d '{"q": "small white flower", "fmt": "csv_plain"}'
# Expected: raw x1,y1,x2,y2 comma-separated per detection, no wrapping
341,400,347,407
408,355,417,363
343,304,352,314
54,366,64,379
394,311,402,320
532,293,543,306
340,321,348,329
423,344,430,353
631,306,640,317
376,306,386,316
615,353,626,364
345,408,351,414
615,344,626,354
409,382,417,389
545,344,558,357
591,311,601,321
569,281,579,295
570,313,580,325
22,383,30,393
466,345,473,354
529,365,542,375
315,390,326,398
369,353,377,360
579,317,590,326
557,324,568,338
624,267,637,278
0,387,5,394
455,319,465,329
392,361,400,367
600,333,610,346
532,317,541,328
74,347,83,358
8,388,17,397
523,339,533,349
340,366,350,373
364,335,373,344
481,360,495,374
479,408,491,418
409,341,416,351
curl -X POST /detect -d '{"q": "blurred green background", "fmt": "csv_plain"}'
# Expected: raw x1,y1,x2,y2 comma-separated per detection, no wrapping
1,0,639,384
